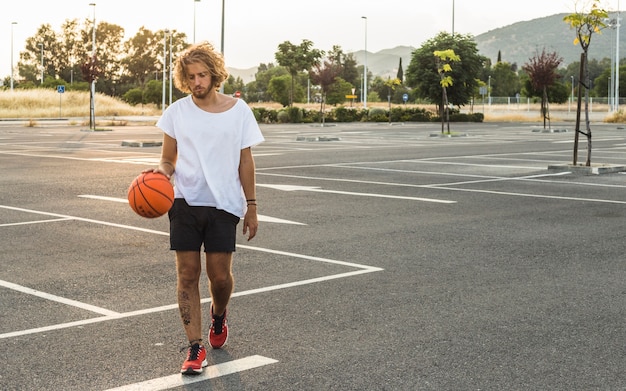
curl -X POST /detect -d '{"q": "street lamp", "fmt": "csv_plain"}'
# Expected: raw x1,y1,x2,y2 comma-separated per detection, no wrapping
193,0,200,42
219,0,225,94
361,16,367,109
10,22,17,91
570,75,574,113
452,0,455,36
169,31,173,105
615,0,620,113
163,29,169,112
38,43,44,85
89,3,96,130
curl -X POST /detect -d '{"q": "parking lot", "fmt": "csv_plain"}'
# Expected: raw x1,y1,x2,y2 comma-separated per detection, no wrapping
1,119,625,390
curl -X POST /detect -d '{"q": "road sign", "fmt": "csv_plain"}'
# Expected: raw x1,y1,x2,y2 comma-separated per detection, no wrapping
402,93,409,103
57,85,65,93
345,95,358,99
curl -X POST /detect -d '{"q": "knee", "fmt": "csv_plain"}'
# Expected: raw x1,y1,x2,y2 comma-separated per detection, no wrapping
177,265,201,287
208,272,232,290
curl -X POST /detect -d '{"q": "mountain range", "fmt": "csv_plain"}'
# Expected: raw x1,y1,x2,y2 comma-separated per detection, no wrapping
229,12,625,83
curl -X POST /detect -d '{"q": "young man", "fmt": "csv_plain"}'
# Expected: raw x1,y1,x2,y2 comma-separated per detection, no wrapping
148,41,264,375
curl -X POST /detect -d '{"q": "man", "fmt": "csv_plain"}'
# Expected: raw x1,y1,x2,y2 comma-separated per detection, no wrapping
148,41,264,375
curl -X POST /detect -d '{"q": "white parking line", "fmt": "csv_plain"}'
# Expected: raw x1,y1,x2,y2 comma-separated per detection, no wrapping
0,204,382,340
77,195,307,225
0,279,120,316
104,355,278,391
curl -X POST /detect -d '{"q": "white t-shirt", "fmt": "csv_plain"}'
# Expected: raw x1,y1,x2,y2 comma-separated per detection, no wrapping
157,96,264,218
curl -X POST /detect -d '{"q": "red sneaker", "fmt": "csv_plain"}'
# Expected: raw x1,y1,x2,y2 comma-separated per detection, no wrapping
209,307,228,349
180,343,208,375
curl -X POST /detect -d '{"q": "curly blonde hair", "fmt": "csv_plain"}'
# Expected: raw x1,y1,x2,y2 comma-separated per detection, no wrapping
173,41,229,93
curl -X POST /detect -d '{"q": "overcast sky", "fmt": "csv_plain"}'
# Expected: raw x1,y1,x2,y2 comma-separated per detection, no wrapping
1,0,621,79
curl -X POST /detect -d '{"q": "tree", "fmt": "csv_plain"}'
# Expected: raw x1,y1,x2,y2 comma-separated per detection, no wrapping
275,39,323,106
491,61,521,97
564,0,608,166
397,58,404,83
434,49,460,134
309,59,341,125
268,74,295,107
384,77,402,124
522,49,563,129
406,32,486,110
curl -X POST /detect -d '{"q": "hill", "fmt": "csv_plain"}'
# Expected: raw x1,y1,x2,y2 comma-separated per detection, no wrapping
228,12,624,82
474,13,625,67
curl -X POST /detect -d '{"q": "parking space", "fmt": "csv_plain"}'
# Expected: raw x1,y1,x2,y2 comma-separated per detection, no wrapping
1,120,625,390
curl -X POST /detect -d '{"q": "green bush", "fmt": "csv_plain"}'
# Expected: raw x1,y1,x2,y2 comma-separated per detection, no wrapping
367,107,388,122
287,106,303,123
277,110,290,123
122,88,144,105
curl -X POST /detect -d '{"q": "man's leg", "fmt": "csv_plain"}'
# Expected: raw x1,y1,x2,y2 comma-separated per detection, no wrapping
206,252,233,348
205,252,234,316
176,250,203,342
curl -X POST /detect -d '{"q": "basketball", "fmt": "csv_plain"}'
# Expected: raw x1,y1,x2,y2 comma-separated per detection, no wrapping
127,172,174,218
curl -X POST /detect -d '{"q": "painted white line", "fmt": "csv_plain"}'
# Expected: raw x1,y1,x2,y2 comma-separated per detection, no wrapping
0,204,382,339
104,355,278,391
258,184,456,204
78,194,127,203
78,195,306,225
0,205,169,236
434,186,626,204
0,279,120,316
0,217,72,227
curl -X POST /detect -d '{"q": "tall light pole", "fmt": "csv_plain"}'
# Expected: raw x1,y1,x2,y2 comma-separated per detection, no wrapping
38,43,44,84
219,0,225,94
615,1,620,112
452,0,455,36
89,3,96,130
162,29,169,113
10,22,17,91
193,0,200,42
169,31,173,105
361,16,368,109
570,75,574,113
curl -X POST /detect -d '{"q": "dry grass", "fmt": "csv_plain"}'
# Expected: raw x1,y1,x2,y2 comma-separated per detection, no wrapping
0,89,160,119
2,90,622,125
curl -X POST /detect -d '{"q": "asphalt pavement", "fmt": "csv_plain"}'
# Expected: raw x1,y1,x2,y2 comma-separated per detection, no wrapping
1,119,625,390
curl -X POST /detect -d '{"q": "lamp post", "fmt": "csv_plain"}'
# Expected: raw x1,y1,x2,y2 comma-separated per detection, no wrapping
361,16,368,109
38,43,44,84
10,22,17,91
219,0,225,94
169,31,173,105
193,0,200,42
570,75,574,113
162,29,169,113
615,2,620,112
89,3,96,130
452,0,455,36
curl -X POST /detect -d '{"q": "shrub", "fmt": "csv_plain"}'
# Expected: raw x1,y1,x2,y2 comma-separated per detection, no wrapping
367,107,388,122
287,106,303,123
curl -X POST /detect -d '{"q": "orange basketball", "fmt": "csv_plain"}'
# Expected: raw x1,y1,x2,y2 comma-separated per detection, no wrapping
127,172,174,218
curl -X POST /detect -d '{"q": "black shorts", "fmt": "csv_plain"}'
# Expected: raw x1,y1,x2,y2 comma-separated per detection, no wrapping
168,198,240,253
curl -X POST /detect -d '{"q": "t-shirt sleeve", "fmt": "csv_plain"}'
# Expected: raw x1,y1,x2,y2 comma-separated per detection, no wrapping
240,102,264,149
156,108,176,139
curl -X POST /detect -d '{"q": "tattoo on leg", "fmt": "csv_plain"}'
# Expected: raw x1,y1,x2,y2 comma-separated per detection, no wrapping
179,291,191,326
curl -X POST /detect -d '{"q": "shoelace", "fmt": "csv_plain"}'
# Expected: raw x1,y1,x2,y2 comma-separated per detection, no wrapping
180,341,203,358
212,313,225,335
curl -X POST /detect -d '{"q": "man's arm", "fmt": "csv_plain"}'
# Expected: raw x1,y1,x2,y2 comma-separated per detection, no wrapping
239,147,258,241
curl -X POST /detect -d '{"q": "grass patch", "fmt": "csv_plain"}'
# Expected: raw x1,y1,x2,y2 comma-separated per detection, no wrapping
0,89,160,119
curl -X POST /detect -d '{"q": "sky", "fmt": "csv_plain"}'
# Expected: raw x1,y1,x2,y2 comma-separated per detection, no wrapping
1,0,622,80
